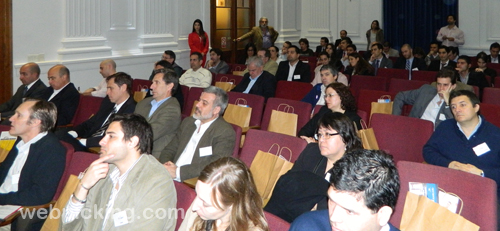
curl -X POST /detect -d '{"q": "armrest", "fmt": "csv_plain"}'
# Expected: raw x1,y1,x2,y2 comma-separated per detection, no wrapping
0,201,56,226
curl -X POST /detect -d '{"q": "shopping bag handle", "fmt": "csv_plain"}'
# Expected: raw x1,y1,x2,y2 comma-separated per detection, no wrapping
267,143,281,155
278,147,293,162
277,104,294,113
439,188,464,215
235,98,248,106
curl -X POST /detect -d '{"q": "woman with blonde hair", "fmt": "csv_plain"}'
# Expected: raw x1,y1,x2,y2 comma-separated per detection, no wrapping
179,157,269,231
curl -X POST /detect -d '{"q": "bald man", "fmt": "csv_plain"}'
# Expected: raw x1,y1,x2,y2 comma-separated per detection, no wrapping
0,62,46,124
40,64,80,126
82,59,117,97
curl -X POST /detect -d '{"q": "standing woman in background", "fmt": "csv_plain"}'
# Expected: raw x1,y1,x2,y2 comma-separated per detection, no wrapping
366,20,384,51
189,19,209,66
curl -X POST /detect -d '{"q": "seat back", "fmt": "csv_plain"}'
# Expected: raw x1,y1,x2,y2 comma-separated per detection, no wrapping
0,125,10,132
479,103,500,128
312,105,323,117
410,70,437,83
214,73,244,86
239,129,307,166
482,87,500,106
265,211,290,231
388,78,429,93
349,75,389,99
174,181,196,230
71,95,104,127
275,81,313,101
181,87,204,117
356,89,397,124
390,161,497,231
231,64,247,72
180,85,190,110
230,123,242,158
54,151,99,200
376,68,409,79
132,78,152,92
370,114,433,163
227,92,265,127
260,98,312,135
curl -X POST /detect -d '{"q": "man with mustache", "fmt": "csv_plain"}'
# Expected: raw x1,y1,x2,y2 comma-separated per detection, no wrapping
236,17,279,50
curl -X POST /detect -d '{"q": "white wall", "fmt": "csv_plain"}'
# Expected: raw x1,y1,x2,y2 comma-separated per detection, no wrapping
11,0,494,91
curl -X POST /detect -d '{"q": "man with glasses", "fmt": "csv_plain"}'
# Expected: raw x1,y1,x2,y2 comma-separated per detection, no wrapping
236,17,279,50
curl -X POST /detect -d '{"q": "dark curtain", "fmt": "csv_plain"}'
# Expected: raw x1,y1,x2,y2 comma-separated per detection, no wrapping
383,0,458,53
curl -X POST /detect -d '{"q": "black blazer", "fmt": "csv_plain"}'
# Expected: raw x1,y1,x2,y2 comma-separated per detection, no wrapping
231,71,276,100
315,46,326,54
0,133,65,206
0,79,46,119
394,57,427,71
275,60,311,82
461,71,490,97
427,60,457,72
40,83,80,126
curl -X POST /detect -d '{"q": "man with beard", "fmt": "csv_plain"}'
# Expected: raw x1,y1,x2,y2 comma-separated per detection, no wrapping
437,15,465,50
237,17,279,50
159,86,235,181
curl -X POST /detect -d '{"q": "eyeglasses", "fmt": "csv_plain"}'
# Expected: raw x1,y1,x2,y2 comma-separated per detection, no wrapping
314,132,340,140
324,93,336,99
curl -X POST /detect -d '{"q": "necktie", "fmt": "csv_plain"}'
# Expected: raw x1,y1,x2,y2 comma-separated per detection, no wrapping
92,107,117,137
22,86,28,96
405,60,411,70
374,59,380,75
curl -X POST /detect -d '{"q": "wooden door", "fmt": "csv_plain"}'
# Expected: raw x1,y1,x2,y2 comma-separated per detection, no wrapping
0,0,13,104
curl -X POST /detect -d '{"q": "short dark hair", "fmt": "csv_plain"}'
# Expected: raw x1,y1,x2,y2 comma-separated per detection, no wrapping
457,55,471,65
490,42,500,50
298,38,310,48
288,45,300,54
25,99,57,132
371,43,383,50
341,37,352,45
155,60,173,69
191,52,203,61
430,41,440,47
449,46,459,55
153,68,179,95
438,45,450,53
269,45,279,53
317,112,362,152
330,149,400,212
476,51,490,63
449,90,480,109
258,48,271,58
347,44,357,51
383,41,391,48
321,37,329,44
164,50,176,61
436,68,457,84
447,14,456,21
210,48,223,57
318,51,330,59
110,113,153,154
284,41,292,47
106,72,133,96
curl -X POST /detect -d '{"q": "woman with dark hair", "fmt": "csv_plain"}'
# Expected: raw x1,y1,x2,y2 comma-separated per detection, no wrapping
475,52,497,82
188,19,209,66
180,157,269,231
238,42,257,65
268,45,280,63
265,112,363,222
366,20,384,51
299,82,361,142
344,52,374,76
298,38,315,57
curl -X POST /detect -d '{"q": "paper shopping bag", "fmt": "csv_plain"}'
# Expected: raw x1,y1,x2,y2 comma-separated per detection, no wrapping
355,120,379,150
0,132,16,163
400,192,479,231
250,145,294,206
370,95,393,123
134,91,148,102
223,103,252,129
215,82,235,92
267,104,298,137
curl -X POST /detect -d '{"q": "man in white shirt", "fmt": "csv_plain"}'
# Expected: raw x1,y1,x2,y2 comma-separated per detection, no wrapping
159,86,235,181
61,113,177,230
368,43,393,75
179,52,212,88
437,14,465,49
82,59,117,97
0,99,65,230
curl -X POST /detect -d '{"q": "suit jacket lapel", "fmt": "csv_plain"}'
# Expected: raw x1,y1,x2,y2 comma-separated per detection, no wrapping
149,97,172,121
174,119,197,162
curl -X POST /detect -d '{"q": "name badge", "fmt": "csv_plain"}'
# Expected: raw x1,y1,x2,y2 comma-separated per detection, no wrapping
473,142,490,156
113,210,129,227
199,146,213,157
293,75,301,80
439,113,446,121
12,174,20,184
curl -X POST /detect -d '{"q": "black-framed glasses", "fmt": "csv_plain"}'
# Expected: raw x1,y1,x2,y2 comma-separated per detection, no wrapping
314,132,340,140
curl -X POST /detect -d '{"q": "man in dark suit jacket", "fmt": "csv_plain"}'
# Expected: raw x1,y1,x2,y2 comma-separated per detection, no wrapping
393,44,427,71
232,56,276,100
0,63,46,124
275,45,311,82
456,55,490,97
334,30,348,49
368,43,393,75
56,72,136,151
40,64,80,126
160,86,235,181
0,99,65,230
488,42,500,63
428,46,457,71
315,37,329,54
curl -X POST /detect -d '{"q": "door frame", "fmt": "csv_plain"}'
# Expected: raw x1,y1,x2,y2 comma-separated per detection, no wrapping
0,0,13,103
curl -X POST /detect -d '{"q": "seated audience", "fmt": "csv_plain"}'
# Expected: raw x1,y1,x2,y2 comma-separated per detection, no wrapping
423,90,500,204
393,44,427,71
456,55,490,97
232,56,276,100
0,99,65,230
82,59,116,97
334,30,348,49
299,82,361,142
0,62,46,125
341,44,357,69
61,114,176,230
275,45,311,82
135,69,181,159
428,46,456,71
179,157,269,231
311,53,347,86
475,52,497,80
344,52,374,76
238,42,257,65
268,45,280,63
278,41,291,63
179,52,212,88
40,64,80,126
242,48,278,76
159,86,235,181
383,41,400,58
298,38,315,57
265,112,362,223
162,50,184,77
425,42,440,66
336,37,352,60
368,43,393,75
56,72,136,151
448,46,459,62
392,68,457,128
304,64,348,106
289,149,401,231
205,48,229,74
148,61,184,109
489,42,500,63
315,37,329,54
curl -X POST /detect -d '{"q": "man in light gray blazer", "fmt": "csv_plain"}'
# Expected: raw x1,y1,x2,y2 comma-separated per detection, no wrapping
135,69,181,158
